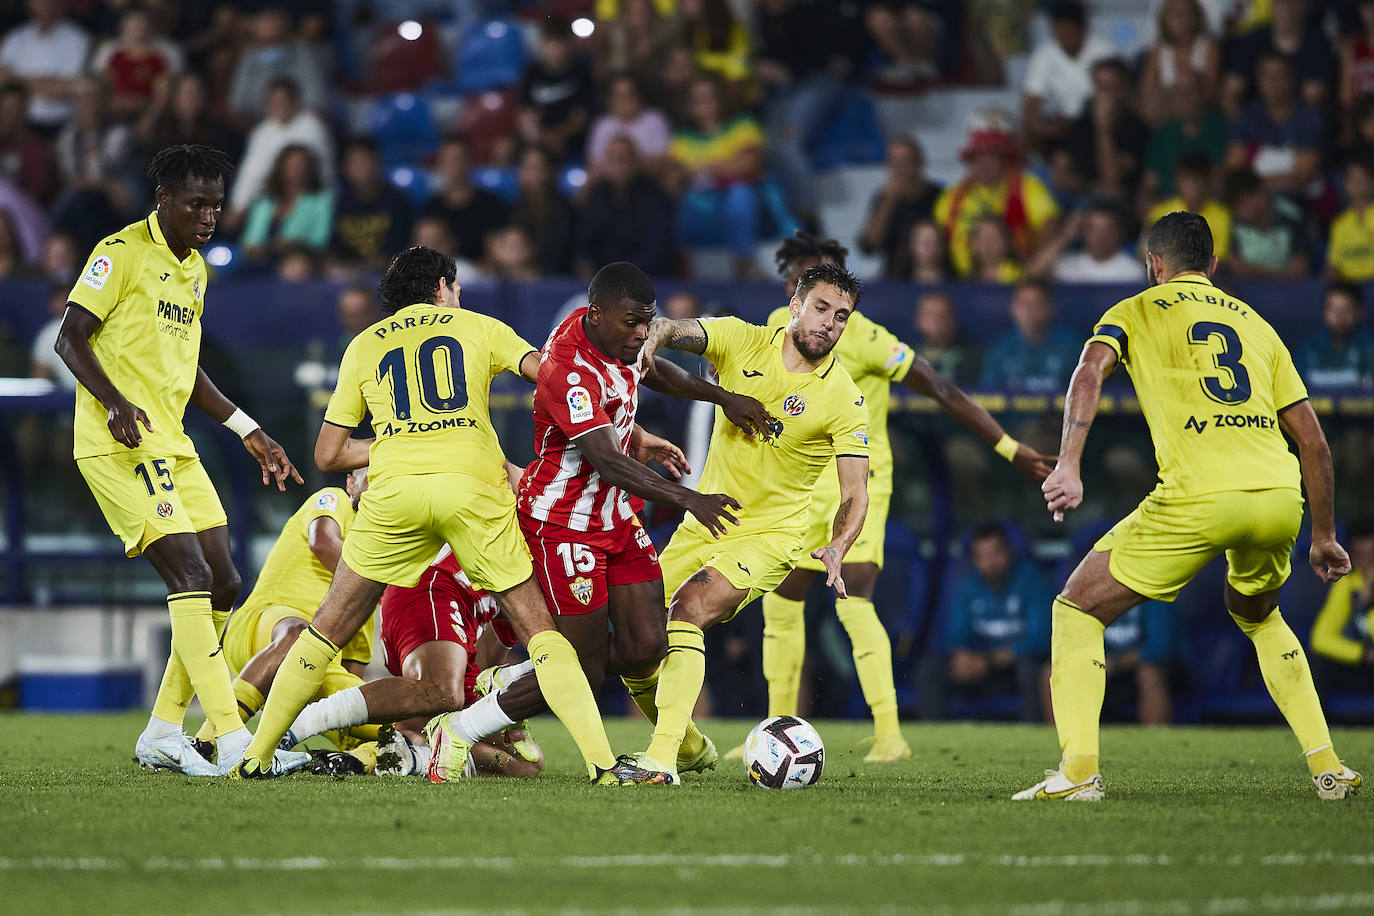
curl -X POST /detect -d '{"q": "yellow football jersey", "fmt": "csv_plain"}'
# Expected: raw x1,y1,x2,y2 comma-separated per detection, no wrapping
767,307,913,486
67,213,209,460
1088,273,1305,498
689,317,869,539
325,303,536,488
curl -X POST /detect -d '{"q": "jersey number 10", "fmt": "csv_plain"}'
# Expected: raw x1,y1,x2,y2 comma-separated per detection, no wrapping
377,336,468,420
1188,321,1251,405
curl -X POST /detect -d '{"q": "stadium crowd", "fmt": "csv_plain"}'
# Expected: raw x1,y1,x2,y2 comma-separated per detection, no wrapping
2,0,1373,727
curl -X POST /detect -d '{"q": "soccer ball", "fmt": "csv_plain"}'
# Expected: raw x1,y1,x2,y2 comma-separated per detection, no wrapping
743,715,824,789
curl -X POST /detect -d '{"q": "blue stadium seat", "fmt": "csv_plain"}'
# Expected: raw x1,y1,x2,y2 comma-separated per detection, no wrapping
809,86,886,171
471,166,518,202
368,92,439,168
558,164,588,197
387,164,434,208
454,19,528,93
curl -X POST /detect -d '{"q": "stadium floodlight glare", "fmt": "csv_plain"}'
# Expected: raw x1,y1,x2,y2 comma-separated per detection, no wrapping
391,167,415,188
206,245,232,267
398,20,423,41
486,21,508,38
571,17,595,38
564,167,587,189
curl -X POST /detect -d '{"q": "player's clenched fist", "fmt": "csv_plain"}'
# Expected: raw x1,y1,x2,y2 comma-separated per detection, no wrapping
1041,465,1083,523
686,492,742,538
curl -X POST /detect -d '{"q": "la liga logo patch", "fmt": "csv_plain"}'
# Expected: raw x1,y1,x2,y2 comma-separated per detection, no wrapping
782,394,806,417
567,385,594,423
81,255,113,290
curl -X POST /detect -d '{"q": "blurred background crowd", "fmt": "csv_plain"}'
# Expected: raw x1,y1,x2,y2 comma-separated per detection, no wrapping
1,0,1373,722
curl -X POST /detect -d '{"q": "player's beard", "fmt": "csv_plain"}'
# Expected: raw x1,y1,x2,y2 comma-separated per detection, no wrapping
791,327,836,362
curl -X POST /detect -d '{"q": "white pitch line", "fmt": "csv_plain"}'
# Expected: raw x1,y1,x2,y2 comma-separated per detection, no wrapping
1,852,1372,872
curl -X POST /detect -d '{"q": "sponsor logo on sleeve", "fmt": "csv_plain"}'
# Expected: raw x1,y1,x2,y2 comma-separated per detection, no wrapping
567,386,594,423
885,345,909,371
566,371,580,384
315,492,339,511
854,430,869,445
81,255,114,290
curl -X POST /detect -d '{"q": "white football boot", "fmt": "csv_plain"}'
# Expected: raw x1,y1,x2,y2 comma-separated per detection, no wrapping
1011,767,1105,802
134,730,222,776
1313,765,1362,800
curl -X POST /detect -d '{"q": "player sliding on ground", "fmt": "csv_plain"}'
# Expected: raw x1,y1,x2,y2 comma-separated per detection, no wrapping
233,246,666,784
55,144,306,777
1017,211,1362,802
737,233,1055,763
629,262,872,783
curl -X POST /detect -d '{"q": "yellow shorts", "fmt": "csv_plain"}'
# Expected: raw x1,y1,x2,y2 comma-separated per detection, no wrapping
1095,488,1304,601
78,451,227,557
221,603,366,702
658,523,802,619
794,479,891,573
342,472,533,592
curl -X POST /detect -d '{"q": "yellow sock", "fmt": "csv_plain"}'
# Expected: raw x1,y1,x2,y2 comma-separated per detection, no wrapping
761,593,805,717
527,629,615,776
193,678,263,743
150,652,194,725
646,622,706,765
168,591,240,736
1230,609,1339,775
212,607,230,639
348,723,382,742
835,597,901,736
244,626,338,764
1049,596,1106,782
622,668,706,760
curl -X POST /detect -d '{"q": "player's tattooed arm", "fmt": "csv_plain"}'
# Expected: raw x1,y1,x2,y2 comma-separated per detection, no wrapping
815,457,870,598
643,356,777,439
638,317,707,369
1043,341,1118,522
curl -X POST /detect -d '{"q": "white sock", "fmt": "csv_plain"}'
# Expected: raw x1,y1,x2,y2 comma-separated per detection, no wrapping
495,660,534,690
217,726,251,761
451,693,516,744
289,686,369,740
143,715,180,739
410,742,432,776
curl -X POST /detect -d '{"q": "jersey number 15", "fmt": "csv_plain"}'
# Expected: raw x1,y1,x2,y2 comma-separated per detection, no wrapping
377,336,468,420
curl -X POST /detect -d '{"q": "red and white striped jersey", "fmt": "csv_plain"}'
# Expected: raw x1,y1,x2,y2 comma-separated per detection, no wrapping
517,308,641,534
430,545,516,646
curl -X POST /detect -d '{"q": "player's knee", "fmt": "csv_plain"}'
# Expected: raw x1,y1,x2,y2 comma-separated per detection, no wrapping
210,567,242,610
167,555,215,594
615,625,667,671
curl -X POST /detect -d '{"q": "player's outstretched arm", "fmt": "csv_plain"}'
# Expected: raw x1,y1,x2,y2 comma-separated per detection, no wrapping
1278,400,1352,583
643,355,777,440
813,456,870,598
637,316,707,369
1043,342,1117,523
315,421,373,474
190,367,303,491
53,305,152,448
629,425,691,478
577,426,742,538
902,356,1055,480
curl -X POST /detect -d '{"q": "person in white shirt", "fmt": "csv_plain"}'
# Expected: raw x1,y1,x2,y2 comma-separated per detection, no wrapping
1028,202,1146,284
1021,1,1115,150
227,77,334,223
0,0,91,129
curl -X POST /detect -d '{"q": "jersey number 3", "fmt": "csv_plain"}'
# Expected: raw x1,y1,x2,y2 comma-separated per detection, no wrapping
1188,321,1251,405
377,336,468,420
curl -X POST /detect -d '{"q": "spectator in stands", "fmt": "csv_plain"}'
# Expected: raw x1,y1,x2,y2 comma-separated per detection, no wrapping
330,137,413,272
51,76,137,251
754,0,854,232
968,216,1022,283
227,7,327,125
667,74,769,279
481,223,540,281
979,281,1081,392
1328,157,1374,282
89,5,183,121
424,138,509,264
1222,0,1332,116
1021,1,1114,151
40,229,76,285
1339,0,1374,116
1137,0,1220,125
1225,166,1310,278
228,78,334,228
865,0,947,83
913,290,977,385
0,207,30,278
0,0,90,130
29,283,74,389
1226,53,1324,200
1140,70,1228,203
1056,57,1149,200
860,137,943,280
1098,600,1175,724
337,284,380,343
0,176,46,263
934,111,1061,278
135,71,244,167
599,0,681,93
1028,202,1144,283
0,81,58,205
906,219,951,283
680,0,751,91
410,214,481,285
512,144,576,276
241,144,334,260
917,522,1051,722
1309,516,1374,694
519,18,597,162
1144,152,1231,260
274,242,318,282
1297,283,1374,391
576,136,676,278
585,73,672,176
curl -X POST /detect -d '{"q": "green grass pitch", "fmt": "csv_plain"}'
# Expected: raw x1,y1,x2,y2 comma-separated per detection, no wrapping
1,713,1370,915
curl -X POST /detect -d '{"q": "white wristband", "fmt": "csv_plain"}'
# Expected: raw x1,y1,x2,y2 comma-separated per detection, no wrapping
223,408,260,439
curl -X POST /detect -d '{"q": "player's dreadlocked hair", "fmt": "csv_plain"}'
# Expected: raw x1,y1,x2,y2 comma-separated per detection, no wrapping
146,144,235,194
379,246,456,314
773,230,849,277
